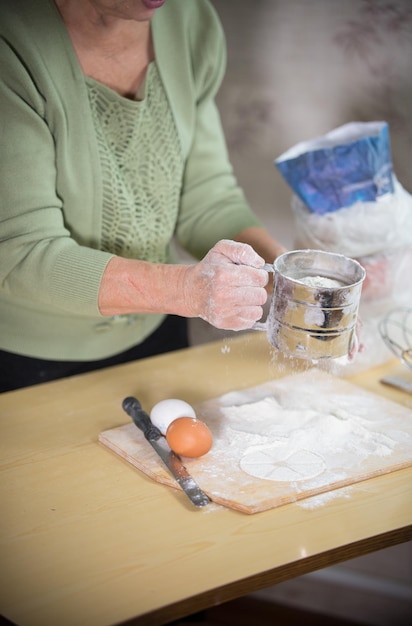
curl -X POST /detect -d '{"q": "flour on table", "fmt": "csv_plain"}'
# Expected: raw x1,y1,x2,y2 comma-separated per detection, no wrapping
210,379,404,486
298,485,354,509
240,446,325,482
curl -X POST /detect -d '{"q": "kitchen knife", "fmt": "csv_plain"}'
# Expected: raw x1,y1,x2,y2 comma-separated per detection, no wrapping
380,376,412,395
122,396,210,507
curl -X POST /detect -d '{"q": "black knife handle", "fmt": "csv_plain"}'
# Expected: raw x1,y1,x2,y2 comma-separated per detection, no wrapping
122,396,162,442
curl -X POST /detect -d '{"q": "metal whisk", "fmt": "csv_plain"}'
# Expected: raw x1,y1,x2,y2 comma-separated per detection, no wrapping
379,307,412,369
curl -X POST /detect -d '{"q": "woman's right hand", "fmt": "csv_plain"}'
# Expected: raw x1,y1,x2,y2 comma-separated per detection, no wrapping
182,240,269,330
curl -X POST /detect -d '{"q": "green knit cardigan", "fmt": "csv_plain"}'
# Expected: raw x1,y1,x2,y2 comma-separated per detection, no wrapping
0,0,261,359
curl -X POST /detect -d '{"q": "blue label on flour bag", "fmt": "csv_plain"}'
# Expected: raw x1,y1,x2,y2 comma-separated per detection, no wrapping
275,121,394,215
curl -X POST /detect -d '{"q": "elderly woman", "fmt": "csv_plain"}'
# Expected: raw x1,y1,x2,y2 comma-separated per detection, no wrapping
0,0,285,392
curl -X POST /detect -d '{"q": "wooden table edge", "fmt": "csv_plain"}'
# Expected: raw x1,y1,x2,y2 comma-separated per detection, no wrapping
120,525,412,626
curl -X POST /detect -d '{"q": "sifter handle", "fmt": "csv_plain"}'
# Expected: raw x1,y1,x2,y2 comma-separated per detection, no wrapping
252,263,274,330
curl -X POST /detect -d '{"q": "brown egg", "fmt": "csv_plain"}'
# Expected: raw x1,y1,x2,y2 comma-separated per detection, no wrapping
166,417,213,458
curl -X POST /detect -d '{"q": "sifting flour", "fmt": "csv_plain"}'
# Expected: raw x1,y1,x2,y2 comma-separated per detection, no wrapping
298,275,345,288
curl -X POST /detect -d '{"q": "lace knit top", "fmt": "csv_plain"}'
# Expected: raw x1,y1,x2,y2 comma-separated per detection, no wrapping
86,63,184,265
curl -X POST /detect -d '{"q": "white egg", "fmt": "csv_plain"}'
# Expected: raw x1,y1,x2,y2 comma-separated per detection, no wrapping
150,398,196,435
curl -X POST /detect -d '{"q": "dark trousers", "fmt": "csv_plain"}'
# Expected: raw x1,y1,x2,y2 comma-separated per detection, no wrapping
0,315,189,393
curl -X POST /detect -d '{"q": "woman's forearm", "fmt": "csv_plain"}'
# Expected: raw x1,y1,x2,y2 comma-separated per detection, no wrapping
98,256,189,317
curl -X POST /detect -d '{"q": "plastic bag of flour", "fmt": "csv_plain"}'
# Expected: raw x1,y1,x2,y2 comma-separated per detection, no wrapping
275,121,412,302
275,121,393,215
274,121,412,373
289,172,412,304
291,175,412,259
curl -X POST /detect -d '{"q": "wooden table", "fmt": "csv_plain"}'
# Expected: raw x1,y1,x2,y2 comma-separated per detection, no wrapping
1,333,411,626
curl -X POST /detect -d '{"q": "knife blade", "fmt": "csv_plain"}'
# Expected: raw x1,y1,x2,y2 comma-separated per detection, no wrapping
122,396,210,507
380,376,412,395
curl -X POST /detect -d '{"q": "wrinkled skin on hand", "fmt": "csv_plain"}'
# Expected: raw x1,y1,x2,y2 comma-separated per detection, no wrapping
183,240,269,331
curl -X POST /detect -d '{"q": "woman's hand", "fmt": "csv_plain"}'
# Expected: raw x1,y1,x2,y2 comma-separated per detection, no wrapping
182,240,269,330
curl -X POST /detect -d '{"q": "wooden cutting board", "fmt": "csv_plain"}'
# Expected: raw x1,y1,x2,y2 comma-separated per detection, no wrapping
99,369,412,514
